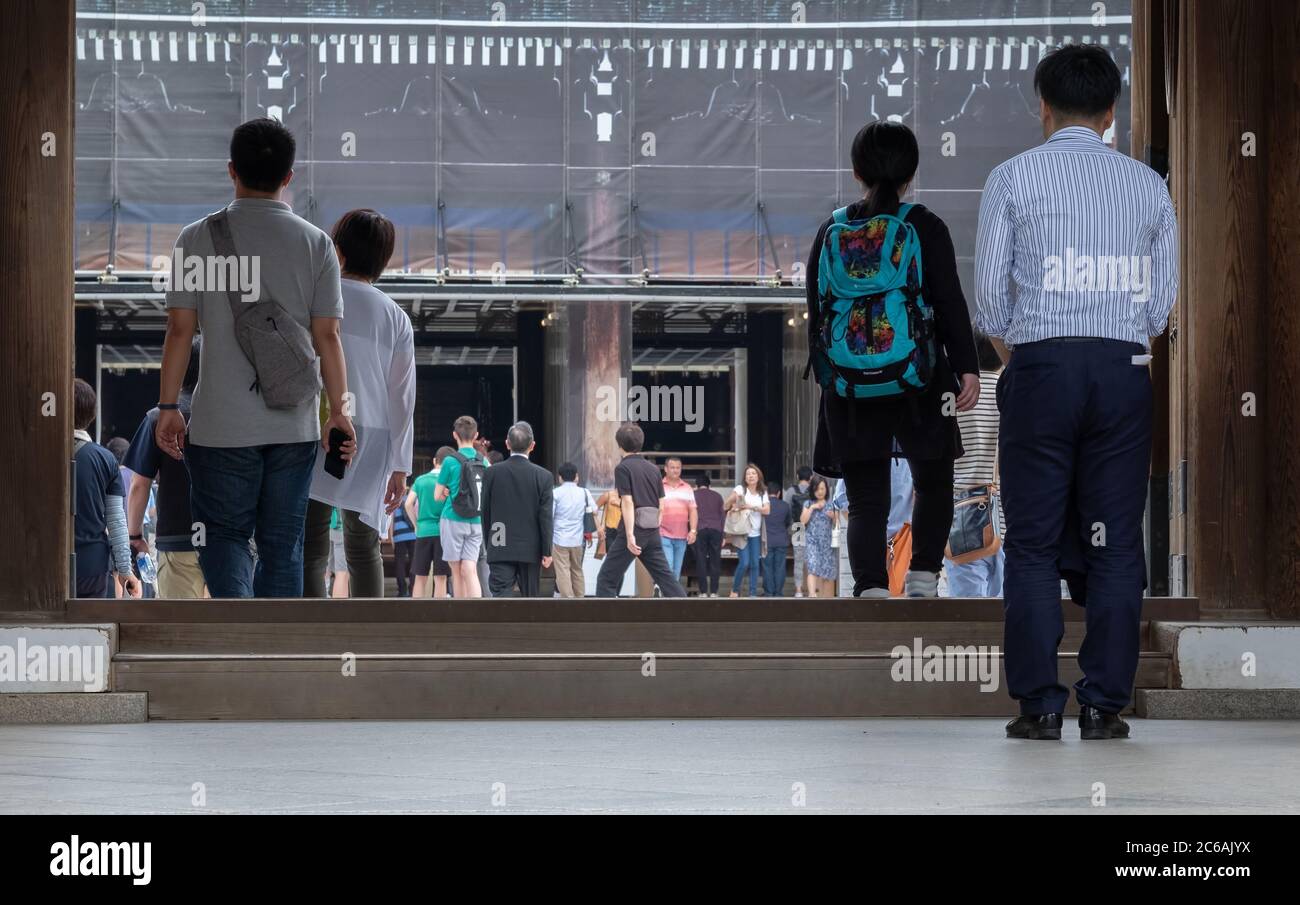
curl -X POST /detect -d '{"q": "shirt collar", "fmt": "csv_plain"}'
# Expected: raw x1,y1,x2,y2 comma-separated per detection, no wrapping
73,429,92,443
1046,125,1106,145
228,197,291,212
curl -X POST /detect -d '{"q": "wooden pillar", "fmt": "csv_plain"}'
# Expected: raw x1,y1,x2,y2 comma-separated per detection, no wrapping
0,0,74,613
1265,0,1300,618
782,308,818,484
1166,0,1298,616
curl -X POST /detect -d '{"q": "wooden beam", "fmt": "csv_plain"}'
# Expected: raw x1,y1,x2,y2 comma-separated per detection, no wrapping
0,1,74,612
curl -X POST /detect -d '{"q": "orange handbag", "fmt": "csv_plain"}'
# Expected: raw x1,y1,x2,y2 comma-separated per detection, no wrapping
887,522,913,597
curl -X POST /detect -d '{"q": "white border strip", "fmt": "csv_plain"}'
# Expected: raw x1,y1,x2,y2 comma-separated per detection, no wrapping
74,13,1131,30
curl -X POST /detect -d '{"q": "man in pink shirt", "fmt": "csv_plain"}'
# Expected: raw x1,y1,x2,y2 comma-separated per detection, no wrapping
659,457,698,582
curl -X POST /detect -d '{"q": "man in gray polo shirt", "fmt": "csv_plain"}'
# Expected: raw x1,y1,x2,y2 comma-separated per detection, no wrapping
155,117,355,598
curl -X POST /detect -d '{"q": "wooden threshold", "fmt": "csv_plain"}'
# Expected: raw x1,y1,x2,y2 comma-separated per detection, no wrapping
66,596,1201,624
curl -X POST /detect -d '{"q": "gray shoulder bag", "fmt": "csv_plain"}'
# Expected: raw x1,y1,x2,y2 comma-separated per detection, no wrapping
205,209,323,410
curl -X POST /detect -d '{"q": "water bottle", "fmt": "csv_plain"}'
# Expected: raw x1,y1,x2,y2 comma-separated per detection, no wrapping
135,552,158,586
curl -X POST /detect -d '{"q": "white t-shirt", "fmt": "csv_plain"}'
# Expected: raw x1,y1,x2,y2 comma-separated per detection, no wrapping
732,485,768,537
307,279,416,531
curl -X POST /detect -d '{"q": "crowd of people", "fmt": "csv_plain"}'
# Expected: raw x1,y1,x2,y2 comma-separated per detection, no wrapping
70,44,1173,736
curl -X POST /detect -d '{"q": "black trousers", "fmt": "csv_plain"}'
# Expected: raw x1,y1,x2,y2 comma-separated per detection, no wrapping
693,527,723,594
302,498,385,598
841,457,954,595
488,559,540,597
392,539,415,597
1000,339,1151,716
595,526,687,597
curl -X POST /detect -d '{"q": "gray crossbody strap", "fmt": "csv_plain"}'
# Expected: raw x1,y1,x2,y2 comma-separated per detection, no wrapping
204,209,247,320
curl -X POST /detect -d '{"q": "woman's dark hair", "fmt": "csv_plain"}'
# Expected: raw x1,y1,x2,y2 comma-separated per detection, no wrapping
332,208,396,281
850,121,919,218
808,474,831,502
1033,43,1122,118
741,462,766,492
73,377,96,431
229,117,295,192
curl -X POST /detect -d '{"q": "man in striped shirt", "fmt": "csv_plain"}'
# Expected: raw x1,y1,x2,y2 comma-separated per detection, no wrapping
974,44,1178,742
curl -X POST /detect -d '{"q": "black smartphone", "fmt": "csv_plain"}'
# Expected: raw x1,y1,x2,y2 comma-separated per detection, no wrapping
324,428,349,479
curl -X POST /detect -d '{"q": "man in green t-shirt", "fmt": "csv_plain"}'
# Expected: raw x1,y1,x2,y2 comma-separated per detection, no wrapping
434,415,487,598
407,445,455,598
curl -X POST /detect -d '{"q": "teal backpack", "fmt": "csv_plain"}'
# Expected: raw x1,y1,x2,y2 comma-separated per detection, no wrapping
808,202,936,399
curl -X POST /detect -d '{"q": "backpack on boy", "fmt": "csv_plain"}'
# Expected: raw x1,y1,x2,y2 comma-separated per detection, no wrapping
807,203,937,399
448,450,487,519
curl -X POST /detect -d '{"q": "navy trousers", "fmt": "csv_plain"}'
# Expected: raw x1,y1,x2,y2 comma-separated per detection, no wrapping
999,339,1152,715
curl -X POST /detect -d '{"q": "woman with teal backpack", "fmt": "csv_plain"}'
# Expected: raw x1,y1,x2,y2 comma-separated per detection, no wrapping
805,121,981,598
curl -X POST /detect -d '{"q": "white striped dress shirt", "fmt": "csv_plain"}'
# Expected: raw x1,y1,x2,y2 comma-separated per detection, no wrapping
974,125,1178,349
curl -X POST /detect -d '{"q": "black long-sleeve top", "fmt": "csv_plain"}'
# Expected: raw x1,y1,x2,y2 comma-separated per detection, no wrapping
805,200,980,476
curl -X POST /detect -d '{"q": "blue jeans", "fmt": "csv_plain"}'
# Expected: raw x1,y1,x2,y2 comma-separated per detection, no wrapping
944,547,1005,597
734,536,762,595
185,440,318,598
660,536,687,580
762,546,788,596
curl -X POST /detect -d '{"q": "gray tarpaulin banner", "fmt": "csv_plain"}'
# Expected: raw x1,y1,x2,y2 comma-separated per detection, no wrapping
74,0,1132,295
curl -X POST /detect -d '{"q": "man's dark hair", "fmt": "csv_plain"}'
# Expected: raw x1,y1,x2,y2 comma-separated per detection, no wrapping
1033,43,1122,118
558,462,578,482
182,335,202,392
767,481,783,497
696,472,712,488
73,377,96,431
332,208,396,281
487,451,504,465
506,421,534,453
229,117,296,192
796,465,813,482
453,415,477,443
615,422,645,453
434,445,457,466
106,437,130,465
974,331,1004,372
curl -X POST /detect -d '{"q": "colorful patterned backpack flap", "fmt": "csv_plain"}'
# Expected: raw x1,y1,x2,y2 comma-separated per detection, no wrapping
809,203,936,399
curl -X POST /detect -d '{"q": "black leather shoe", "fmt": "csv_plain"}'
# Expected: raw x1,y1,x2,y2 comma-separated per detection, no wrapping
1079,706,1130,740
1005,714,1063,740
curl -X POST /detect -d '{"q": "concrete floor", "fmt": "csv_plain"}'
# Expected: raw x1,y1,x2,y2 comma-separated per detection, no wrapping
2,719,1297,814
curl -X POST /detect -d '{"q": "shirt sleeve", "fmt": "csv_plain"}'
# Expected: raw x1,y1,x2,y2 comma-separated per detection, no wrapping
310,236,345,318
921,214,980,377
164,225,199,311
974,167,1016,339
614,462,632,498
121,412,162,480
105,495,133,575
387,315,417,473
1145,187,1180,338
805,219,830,346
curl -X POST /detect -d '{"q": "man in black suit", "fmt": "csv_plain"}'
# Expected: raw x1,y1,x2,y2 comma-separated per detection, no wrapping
480,421,554,597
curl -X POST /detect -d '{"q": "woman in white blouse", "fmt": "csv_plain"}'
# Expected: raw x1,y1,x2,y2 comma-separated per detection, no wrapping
725,463,770,597
303,209,416,598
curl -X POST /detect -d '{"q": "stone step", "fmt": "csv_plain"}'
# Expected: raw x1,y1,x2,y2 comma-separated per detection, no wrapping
1150,621,1300,689
114,651,1171,720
